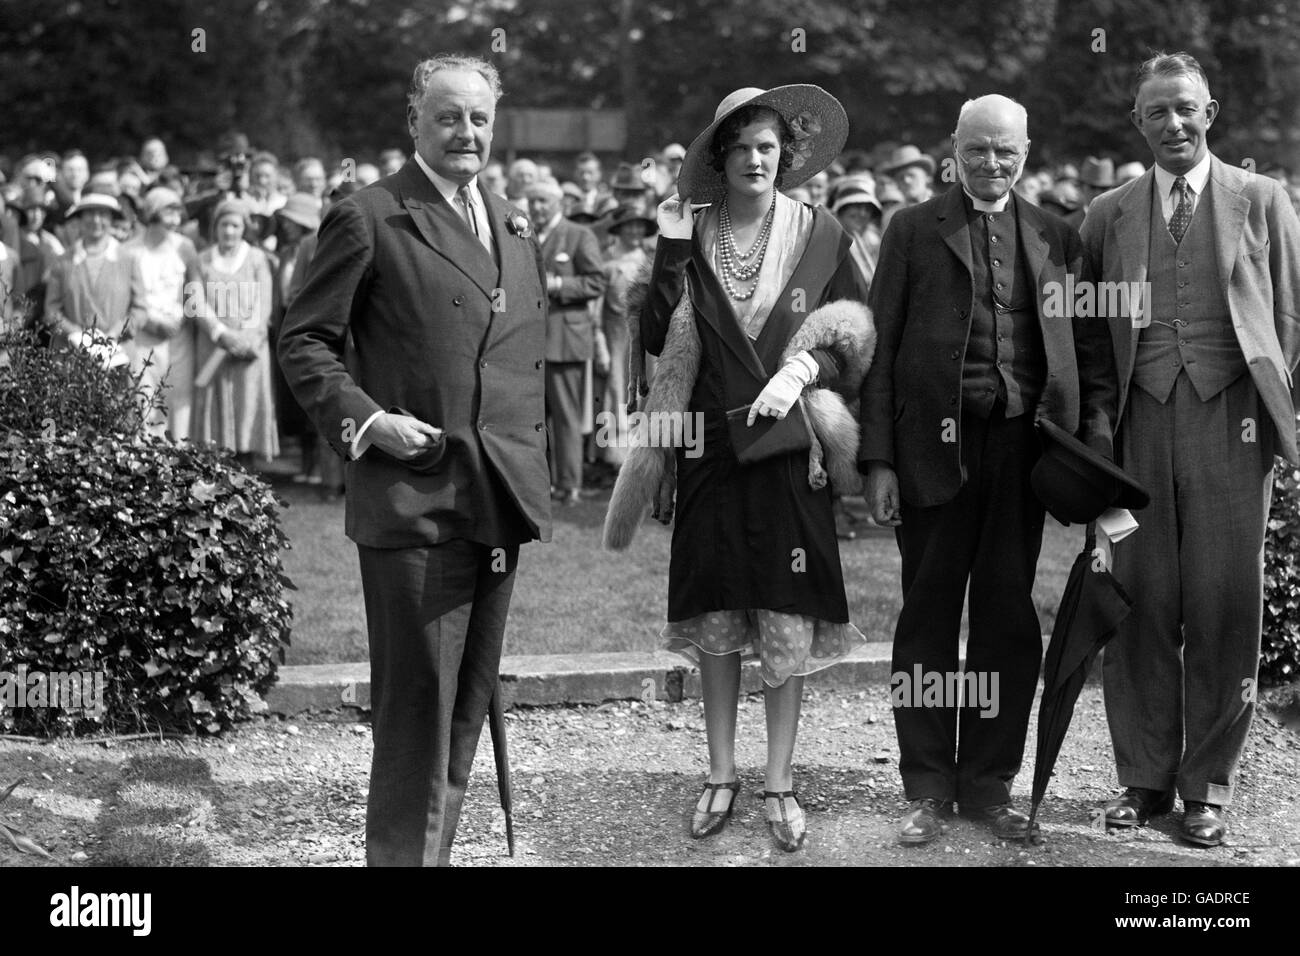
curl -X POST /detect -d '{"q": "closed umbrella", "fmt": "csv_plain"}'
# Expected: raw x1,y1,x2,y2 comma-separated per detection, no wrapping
487,684,515,856
1025,523,1134,843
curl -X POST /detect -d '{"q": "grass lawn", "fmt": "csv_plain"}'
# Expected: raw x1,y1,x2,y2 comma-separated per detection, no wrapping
274,482,1084,666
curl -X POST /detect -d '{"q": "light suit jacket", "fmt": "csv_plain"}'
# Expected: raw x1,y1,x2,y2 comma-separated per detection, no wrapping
1080,155,1300,464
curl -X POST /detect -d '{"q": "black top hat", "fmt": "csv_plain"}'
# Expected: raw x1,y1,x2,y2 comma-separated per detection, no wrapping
1031,418,1150,525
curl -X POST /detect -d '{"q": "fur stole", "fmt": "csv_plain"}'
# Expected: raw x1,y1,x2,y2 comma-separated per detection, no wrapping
602,262,876,550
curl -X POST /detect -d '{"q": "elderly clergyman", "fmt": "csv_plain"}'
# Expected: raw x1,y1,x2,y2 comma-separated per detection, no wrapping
1081,52,1300,847
279,53,551,866
859,94,1117,845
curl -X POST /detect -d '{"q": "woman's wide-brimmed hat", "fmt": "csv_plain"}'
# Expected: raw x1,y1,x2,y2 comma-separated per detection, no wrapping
66,192,121,218
675,85,849,205
831,180,882,215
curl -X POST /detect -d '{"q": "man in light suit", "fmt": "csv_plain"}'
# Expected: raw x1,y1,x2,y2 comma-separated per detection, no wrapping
278,53,551,866
528,180,606,505
860,95,1118,845
1081,52,1300,847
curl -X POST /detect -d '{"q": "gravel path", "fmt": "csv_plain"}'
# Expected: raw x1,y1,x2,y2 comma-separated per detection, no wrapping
2,684,1298,867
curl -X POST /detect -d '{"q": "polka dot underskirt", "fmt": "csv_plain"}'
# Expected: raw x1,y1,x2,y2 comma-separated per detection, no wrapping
663,609,868,688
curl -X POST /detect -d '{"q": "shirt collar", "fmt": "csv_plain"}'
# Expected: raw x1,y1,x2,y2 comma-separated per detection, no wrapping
963,188,1012,214
413,151,479,205
1154,152,1212,198
537,211,563,242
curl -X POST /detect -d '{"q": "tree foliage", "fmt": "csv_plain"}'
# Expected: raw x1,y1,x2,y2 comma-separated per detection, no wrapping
3,0,1299,170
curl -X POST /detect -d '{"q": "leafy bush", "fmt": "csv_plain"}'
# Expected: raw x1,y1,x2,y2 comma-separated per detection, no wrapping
1264,459,1300,684
0,329,293,735
0,321,163,437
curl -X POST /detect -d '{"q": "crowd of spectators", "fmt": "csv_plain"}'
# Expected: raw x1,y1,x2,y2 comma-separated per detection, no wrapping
4,131,1297,505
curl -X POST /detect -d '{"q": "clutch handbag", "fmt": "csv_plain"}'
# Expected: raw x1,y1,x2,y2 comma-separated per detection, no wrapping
725,397,813,466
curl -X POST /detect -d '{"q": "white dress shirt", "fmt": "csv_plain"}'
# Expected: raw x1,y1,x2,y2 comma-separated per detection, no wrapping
1153,152,1211,224
414,152,494,255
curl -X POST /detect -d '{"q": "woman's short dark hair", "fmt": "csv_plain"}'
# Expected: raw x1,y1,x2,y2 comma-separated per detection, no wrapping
709,105,796,185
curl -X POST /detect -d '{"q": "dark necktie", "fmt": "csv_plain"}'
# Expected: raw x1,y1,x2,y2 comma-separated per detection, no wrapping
1168,176,1192,244
456,185,479,238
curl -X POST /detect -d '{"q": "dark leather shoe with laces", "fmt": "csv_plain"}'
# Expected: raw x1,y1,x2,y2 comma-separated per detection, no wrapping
961,803,1040,840
1181,801,1226,847
898,797,953,845
1103,787,1175,828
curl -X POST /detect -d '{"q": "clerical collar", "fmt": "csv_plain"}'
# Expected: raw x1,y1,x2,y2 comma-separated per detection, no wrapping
413,152,478,205
963,188,1011,213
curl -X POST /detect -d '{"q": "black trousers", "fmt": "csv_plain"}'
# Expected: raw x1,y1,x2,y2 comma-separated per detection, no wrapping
891,403,1045,808
357,539,519,867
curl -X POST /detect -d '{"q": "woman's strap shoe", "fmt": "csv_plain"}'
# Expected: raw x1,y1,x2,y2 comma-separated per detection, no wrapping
763,790,807,853
690,781,739,839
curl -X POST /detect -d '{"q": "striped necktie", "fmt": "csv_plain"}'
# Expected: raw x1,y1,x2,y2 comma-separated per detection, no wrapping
1168,176,1192,244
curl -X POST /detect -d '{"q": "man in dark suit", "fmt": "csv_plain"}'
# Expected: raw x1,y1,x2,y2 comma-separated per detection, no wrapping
528,180,606,505
1082,53,1300,847
859,94,1117,845
278,53,551,866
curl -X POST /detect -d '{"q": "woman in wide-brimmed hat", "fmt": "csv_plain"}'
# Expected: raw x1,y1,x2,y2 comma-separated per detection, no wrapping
624,85,876,852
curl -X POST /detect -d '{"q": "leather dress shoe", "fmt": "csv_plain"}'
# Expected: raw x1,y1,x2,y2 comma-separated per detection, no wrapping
898,797,953,845
1181,801,1226,847
1103,787,1175,828
961,803,1040,840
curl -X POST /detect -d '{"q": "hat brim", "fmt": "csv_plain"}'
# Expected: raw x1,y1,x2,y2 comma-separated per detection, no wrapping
882,156,937,177
831,195,882,215
1035,418,1150,511
277,210,320,231
68,198,122,218
608,215,658,235
675,85,849,206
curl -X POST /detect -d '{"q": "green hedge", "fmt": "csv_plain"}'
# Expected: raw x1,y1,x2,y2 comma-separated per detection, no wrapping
1264,460,1300,683
1,328,293,734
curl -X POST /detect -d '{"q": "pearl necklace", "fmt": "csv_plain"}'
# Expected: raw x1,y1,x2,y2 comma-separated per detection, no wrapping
718,196,775,301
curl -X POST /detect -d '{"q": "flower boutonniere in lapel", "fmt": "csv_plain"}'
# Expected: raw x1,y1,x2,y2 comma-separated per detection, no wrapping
506,211,533,239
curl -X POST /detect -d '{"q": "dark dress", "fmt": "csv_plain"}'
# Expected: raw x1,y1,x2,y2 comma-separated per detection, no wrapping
640,202,870,657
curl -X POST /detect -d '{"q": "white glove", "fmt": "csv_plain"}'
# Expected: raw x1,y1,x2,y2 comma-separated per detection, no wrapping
656,194,695,240
747,351,818,425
